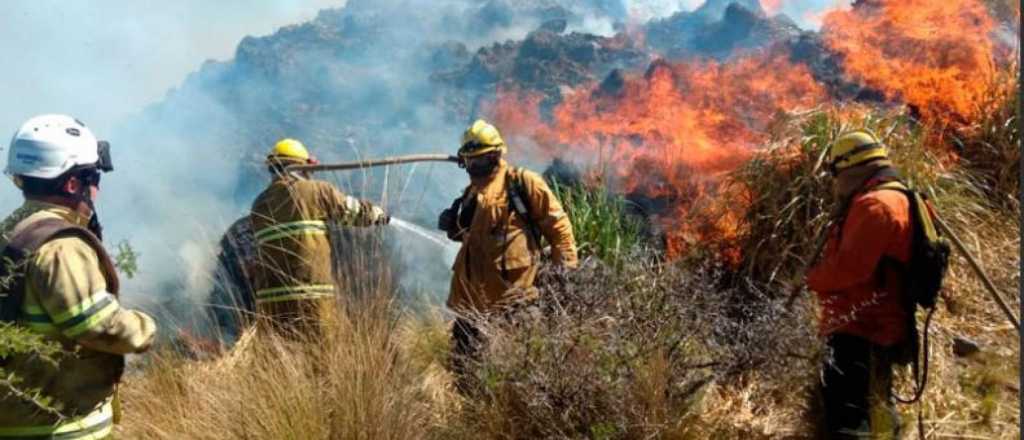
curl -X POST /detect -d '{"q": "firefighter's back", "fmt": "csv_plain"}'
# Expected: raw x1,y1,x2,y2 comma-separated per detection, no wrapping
250,177,338,335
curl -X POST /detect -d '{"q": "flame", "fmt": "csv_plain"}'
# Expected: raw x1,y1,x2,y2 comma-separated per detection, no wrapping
821,0,1001,127
487,0,1009,262
491,50,825,260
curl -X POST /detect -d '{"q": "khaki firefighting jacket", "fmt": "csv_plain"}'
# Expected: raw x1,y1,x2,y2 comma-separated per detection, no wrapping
249,175,386,330
448,161,577,314
0,200,156,439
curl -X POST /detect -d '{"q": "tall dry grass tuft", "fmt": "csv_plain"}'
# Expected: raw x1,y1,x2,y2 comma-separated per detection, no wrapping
119,290,451,440
953,66,1020,213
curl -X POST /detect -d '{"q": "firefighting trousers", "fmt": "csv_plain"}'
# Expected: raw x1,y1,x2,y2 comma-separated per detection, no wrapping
821,334,901,439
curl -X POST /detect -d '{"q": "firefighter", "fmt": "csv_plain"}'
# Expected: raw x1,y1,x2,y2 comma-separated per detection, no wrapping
249,138,389,337
0,114,157,439
806,130,912,439
438,119,578,392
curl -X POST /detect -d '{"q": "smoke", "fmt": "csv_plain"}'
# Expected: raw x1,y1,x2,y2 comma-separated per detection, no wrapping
0,0,919,322
766,0,848,28
0,1,349,308
91,0,677,314
0,1,346,216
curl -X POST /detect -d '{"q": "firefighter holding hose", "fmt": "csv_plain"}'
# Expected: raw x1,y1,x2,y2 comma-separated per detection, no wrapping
249,139,389,337
438,119,578,393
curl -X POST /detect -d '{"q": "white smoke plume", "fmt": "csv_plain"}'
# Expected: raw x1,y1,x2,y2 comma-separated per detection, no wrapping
0,0,843,326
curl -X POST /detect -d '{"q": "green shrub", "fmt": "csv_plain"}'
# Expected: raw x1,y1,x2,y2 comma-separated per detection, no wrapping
551,181,645,267
0,323,63,418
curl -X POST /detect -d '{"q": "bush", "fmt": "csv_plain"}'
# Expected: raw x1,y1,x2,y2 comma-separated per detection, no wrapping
0,324,63,418
444,260,818,439
551,181,646,267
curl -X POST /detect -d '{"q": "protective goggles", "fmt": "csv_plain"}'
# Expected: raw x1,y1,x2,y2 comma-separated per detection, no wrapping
80,168,102,187
828,142,881,176
96,141,113,172
458,141,501,158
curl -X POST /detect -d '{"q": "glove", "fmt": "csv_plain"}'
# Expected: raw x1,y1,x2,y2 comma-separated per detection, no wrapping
438,209,457,232
438,197,462,239
370,206,389,225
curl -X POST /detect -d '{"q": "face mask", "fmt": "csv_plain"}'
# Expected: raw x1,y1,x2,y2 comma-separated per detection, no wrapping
465,155,500,178
70,168,104,239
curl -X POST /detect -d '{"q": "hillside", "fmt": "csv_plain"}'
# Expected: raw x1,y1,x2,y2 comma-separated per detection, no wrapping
6,0,1017,438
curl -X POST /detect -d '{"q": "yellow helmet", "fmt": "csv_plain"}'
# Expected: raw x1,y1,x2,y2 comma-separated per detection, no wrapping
828,130,888,174
266,138,311,165
459,119,507,158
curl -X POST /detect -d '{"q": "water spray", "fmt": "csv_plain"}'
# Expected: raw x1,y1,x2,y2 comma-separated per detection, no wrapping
390,218,459,253
286,153,463,254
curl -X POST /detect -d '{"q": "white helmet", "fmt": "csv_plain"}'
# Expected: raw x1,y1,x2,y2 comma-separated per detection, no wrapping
4,114,111,180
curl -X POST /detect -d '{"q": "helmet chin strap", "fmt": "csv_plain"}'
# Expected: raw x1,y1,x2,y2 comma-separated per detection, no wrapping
67,171,103,240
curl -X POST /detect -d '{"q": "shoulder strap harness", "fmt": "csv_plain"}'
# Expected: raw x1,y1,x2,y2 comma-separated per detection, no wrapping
501,168,544,281
849,169,940,414
0,218,119,323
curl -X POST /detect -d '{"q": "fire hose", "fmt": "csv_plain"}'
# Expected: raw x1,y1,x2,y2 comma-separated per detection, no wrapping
932,213,1021,331
296,153,1022,332
287,154,460,172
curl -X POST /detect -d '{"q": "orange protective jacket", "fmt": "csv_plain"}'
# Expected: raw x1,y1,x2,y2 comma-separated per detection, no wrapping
447,161,578,314
806,187,913,347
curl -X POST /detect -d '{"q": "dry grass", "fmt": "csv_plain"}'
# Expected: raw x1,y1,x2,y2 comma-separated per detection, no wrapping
438,260,819,439
114,73,1019,439
725,95,1020,438
118,292,454,440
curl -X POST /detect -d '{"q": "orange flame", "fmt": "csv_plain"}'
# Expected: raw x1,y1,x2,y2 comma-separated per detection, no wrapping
490,50,826,260
821,0,1001,127
488,0,1008,262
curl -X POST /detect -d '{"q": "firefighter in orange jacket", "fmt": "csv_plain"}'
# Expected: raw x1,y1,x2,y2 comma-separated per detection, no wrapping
438,120,578,392
806,130,912,439
250,139,389,337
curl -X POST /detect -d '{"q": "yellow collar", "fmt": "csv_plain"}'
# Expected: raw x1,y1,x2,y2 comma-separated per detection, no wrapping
22,200,91,227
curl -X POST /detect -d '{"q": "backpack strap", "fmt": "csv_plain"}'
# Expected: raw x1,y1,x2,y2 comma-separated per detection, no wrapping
1,218,119,323
506,168,542,246
500,168,544,281
867,177,945,408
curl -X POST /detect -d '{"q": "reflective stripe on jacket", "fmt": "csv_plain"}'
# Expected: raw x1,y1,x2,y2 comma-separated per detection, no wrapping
0,201,156,430
807,188,912,346
447,161,578,314
249,176,385,326
0,400,113,440
254,220,328,244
